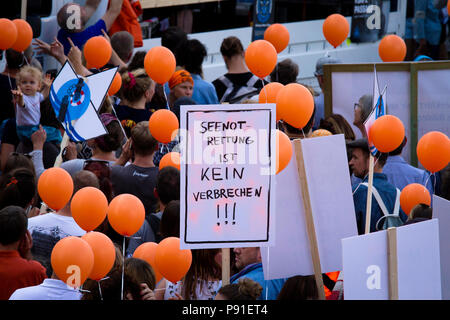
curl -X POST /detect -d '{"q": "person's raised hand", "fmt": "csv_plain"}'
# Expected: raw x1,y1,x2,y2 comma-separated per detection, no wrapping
140,283,156,300
67,37,83,67
31,125,47,150
11,87,24,107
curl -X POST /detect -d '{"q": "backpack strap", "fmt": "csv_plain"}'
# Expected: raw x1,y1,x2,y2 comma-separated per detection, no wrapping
361,182,389,217
393,188,400,216
246,75,260,87
218,76,234,103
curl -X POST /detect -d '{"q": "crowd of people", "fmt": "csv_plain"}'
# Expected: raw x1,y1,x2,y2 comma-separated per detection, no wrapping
0,0,449,301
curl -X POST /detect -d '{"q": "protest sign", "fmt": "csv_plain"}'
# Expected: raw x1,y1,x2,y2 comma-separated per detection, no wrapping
180,104,276,249
49,60,117,142
432,195,450,299
343,219,441,300
261,134,357,281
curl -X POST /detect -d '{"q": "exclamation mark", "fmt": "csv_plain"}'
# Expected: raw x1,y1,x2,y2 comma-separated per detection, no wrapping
232,202,236,225
225,203,228,224
217,204,220,226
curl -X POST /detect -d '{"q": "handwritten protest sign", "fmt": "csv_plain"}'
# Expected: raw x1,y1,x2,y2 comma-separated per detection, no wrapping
180,104,276,249
49,61,117,141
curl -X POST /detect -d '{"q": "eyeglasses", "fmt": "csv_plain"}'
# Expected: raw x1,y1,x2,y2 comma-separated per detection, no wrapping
83,159,111,178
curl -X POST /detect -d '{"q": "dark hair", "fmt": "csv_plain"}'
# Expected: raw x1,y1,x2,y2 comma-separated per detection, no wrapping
156,166,180,205
0,205,28,245
277,275,319,300
6,49,25,70
319,114,356,141
82,161,112,201
130,121,158,156
161,27,188,66
94,116,125,153
388,137,407,156
220,36,244,58
159,200,180,239
127,51,146,72
270,59,299,85
376,152,388,168
0,168,36,210
4,153,36,177
218,278,263,300
409,203,432,220
111,31,134,63
183,39,207,76
183,249,221,300
125,257,156,290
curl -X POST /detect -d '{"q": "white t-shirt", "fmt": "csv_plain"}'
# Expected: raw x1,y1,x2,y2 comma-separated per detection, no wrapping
9,279,82,300
16,92,43,126
28,213,86,277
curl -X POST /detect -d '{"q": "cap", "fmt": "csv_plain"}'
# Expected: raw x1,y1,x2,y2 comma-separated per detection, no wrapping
314,56,342,77
346,138,369,153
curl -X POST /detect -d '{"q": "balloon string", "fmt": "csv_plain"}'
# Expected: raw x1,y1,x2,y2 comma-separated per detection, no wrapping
98,280,103,301
352,157,380,195
23,53,30,66
163,85,169,110
261,79,268,104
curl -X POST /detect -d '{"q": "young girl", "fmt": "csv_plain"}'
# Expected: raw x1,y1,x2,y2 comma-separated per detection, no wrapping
11,65,62,145
114,68,155,138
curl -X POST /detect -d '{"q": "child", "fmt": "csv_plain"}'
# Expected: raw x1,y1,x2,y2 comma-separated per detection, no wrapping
11,66,62,145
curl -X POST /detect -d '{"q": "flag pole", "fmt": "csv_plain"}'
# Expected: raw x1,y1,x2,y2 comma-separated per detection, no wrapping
364,154,375,234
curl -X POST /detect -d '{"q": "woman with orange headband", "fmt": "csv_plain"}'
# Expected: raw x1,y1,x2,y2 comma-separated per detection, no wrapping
168,69,194,108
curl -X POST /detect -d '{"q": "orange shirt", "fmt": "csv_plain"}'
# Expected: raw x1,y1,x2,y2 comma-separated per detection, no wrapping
0,250,47,300
109,0,143,48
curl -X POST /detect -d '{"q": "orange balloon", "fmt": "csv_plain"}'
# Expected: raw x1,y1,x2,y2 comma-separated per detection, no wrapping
38,167,74,211
107,194,145,236
400,183,431,215
276,129,293,174
144,46,176,84
155,237,192,283
378,35,406,62
82,232,116,281
159,152,181,171
276,83,314,129
148,109,179,144
245,40,277,79
264,23,290,53
108,71,122,96
368,115,405,153
11,19,33,52
0,19,18,50
71,187,108,232
323,14,349,48
133,242,162,284
83,36,112,69
51,236,94,288
417,131,450,173
259,82,284,121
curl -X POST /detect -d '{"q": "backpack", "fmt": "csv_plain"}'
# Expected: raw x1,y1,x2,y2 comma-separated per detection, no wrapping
218,75,260,104
361,183,403,230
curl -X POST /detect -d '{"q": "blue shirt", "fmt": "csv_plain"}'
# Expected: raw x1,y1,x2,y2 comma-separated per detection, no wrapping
230,262,286,300
57,19,107,55
352,173,407,234
191,74,219,105
413,0,442,45
382,155,433,195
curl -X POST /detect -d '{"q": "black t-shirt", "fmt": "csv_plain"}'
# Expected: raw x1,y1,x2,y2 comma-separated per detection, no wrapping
0,73,17,123
114,104,153,138
111,164,159,215
212,72,266,102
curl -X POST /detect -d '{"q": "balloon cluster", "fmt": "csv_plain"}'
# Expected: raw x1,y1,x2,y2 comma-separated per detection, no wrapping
0,18,33,52
38,168,192,289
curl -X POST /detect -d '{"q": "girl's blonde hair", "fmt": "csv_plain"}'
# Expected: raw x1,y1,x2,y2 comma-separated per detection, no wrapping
120,68,153,103
17,65,43,84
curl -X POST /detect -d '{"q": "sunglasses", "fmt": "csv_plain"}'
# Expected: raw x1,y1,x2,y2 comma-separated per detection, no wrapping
11,152,32,159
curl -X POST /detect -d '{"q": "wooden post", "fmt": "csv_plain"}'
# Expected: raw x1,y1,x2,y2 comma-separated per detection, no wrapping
21,0,27,20
387,227,399,300
364,154,375,234
222,248,230,286
293,140,326,300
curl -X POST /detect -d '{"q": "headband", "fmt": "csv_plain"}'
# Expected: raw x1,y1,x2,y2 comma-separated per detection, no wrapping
168,70,194,90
